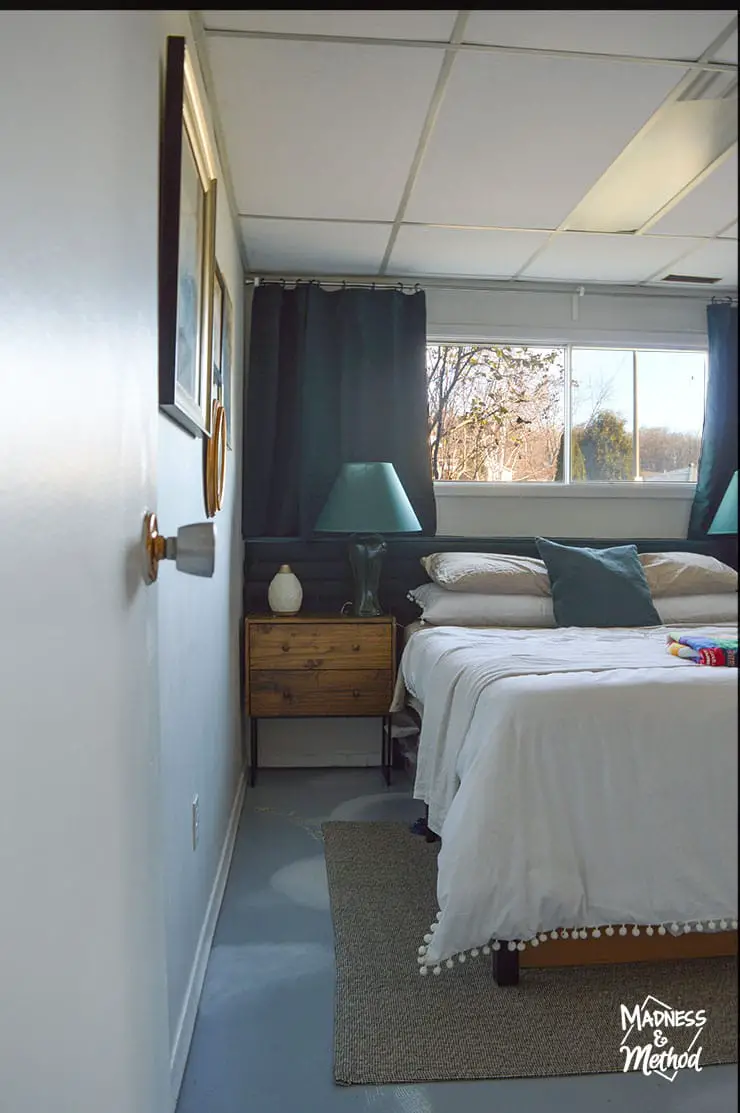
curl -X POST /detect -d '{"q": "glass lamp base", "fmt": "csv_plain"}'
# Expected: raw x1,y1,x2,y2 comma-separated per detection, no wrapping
347,534,387,617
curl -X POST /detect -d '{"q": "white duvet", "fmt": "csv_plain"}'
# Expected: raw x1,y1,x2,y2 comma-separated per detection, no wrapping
401,624,739,967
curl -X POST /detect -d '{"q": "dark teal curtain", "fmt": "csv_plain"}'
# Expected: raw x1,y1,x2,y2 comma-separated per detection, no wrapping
688,302,738,538
243,283,436,538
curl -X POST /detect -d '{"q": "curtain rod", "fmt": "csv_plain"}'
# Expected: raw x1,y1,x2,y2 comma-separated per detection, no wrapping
245,275,738,303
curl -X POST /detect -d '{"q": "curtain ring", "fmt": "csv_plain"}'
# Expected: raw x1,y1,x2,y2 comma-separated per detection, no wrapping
280,278,286,288
415,283,421,293
371,281,376,291
397,281,403,293
342,280,347,290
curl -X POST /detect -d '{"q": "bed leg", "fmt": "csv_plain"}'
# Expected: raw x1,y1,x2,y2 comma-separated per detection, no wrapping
424,804,440,844
492,946,519,987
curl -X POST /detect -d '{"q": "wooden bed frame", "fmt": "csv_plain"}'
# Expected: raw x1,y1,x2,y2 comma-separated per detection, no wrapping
492,925,738,986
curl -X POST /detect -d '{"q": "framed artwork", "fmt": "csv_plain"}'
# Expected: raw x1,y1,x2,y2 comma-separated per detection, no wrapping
211,265,224,402
211,264,234,450
220,279,234,449
159,36,218,437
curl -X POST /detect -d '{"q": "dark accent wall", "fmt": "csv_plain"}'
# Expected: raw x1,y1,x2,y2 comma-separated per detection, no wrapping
244,536,736,625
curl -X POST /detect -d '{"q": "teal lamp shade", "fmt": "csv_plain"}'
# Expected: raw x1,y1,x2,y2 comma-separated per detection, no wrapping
707,471,738,535
314,463,421,617
314,463,422,535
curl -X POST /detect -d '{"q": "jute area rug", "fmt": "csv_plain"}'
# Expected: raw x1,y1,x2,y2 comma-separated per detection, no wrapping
323,821,738,1085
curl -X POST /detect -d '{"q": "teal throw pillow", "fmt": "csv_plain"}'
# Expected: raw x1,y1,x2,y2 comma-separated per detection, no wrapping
535,538,661,627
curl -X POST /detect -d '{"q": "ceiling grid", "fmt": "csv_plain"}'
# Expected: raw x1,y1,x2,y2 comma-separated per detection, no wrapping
201,10,739,289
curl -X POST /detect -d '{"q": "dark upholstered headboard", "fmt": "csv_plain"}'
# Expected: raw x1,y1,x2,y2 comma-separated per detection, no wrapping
244,535,737,624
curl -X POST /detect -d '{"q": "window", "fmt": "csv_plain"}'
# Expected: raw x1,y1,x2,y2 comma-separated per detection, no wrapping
426,343,706,484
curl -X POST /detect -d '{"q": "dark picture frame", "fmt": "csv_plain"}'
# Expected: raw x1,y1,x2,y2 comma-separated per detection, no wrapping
158,36,217,437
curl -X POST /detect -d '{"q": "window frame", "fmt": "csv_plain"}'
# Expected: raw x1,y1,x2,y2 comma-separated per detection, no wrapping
426,334,706,497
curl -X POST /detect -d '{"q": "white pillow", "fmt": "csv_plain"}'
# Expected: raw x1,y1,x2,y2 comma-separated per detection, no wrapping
639,552,737,597
654,594,738,625
408,583,556,627
420,552,551,596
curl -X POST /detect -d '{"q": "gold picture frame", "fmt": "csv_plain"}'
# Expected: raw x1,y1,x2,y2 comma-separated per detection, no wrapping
158,36,218,438
211,265,234,450
204,400,227,517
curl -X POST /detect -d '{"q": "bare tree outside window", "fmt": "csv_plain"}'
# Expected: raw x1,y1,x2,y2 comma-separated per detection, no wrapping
426,344,565,481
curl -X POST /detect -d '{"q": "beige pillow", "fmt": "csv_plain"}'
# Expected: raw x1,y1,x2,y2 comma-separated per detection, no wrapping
639,552,738,597
420,552,551,596
409,584,556,625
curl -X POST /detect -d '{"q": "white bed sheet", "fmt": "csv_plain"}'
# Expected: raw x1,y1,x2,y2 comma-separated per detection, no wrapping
400,624,738,966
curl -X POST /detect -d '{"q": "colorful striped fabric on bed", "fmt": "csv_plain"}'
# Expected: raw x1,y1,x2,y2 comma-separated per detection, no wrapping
667,633,738,666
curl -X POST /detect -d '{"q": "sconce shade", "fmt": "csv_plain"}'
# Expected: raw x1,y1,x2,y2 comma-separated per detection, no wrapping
173,521,217,576
707,471,738,536
314,463,422,534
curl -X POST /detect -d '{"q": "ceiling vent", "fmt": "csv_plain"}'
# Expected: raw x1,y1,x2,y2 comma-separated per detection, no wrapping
661,273,723,285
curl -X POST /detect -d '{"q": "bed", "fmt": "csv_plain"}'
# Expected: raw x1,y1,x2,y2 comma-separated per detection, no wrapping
243,535,739,985
392,548,739,984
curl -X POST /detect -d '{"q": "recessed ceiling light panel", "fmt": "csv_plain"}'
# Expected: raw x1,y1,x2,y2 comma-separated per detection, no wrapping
565,98,737,234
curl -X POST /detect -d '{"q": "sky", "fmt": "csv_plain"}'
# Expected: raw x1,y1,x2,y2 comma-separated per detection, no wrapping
570,348,706,434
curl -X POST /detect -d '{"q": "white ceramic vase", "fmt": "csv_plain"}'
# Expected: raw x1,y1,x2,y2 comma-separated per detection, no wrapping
268,564,303,615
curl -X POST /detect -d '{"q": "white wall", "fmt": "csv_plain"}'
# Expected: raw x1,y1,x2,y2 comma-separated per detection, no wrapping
0,11,170,1113
155,12,245,1099
0,11,246,1109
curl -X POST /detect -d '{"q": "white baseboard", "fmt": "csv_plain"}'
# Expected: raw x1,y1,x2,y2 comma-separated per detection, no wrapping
170,770,246,1110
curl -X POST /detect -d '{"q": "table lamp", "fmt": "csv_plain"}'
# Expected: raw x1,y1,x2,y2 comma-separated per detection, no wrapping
707,469,738,565
314,462,422,616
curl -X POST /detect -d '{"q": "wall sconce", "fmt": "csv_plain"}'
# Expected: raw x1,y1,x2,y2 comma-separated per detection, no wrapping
143,512,216,584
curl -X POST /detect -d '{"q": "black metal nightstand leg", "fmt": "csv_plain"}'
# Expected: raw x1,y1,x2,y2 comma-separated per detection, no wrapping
382,715,391,786
249,718,258,787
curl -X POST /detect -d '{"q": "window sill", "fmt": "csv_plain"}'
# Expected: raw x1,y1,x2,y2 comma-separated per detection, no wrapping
433,481,697,500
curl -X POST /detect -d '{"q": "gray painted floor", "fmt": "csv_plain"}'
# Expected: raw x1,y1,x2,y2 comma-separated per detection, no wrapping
176,767,737,1113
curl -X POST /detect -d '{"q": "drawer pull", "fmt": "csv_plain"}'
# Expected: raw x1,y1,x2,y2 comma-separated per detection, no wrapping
352,644,361,652
282,689,292,700
282,644,290,652
352,689,360,698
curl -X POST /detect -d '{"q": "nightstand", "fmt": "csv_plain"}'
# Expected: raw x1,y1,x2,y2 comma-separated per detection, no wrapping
244,614,397,786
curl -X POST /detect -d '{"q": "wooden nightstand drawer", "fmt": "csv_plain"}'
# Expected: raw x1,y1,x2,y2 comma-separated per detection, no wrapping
249,621,391,670
249,669,393,717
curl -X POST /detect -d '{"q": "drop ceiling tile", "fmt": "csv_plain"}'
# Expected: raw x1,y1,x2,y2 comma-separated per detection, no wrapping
207,38,444,221
713,29,738,63
387,225,550,278
405,52,684,228
519,232,702,283
202,10,458,41
464,10,736,61
241,218,391,274
649,238,738,285
650,149,739,237
719,221,738,237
